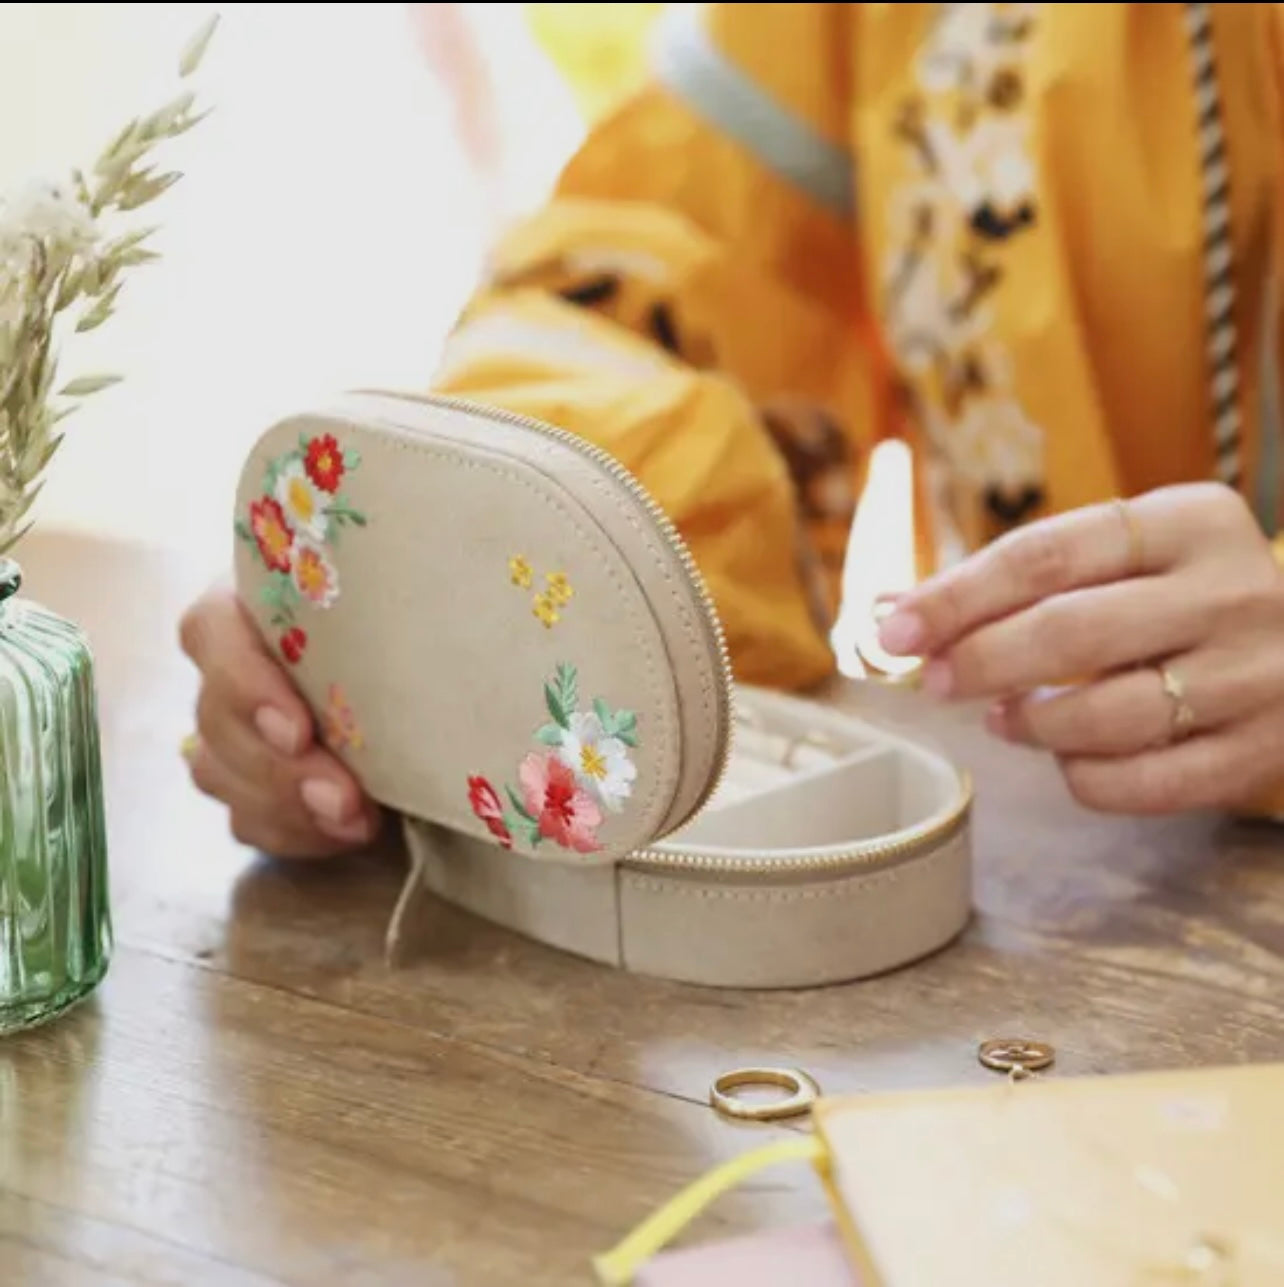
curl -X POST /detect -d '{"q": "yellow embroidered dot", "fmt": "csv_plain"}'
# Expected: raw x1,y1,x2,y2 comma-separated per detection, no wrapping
509,556,534,589
545,571,574,607
533,593,560,628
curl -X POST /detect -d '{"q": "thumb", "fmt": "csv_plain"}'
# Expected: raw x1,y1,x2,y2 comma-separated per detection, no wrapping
180,583,316,755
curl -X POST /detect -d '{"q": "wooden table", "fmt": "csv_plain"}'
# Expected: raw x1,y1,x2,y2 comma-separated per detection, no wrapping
4,528,1284,1286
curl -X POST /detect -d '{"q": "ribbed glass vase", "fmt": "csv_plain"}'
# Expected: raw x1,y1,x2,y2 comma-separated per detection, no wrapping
0,558,111,1034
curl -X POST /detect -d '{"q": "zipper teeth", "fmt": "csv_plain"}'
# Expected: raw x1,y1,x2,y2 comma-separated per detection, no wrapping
625,773,973,876
349,388,737,825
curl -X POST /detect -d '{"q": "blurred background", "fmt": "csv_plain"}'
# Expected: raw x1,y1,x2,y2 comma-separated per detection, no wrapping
0,3,662,571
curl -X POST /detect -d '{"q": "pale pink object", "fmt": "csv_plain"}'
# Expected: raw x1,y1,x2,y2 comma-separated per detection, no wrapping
518,752,603,853
635,1222,859,1286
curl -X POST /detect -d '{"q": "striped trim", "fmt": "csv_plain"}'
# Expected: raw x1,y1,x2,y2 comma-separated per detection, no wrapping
651,4,855,219
1184,1,1243,489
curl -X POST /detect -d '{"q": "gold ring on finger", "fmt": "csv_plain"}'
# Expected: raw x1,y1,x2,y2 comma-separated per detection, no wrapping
1113,497,1144,576
1157,663,1196,741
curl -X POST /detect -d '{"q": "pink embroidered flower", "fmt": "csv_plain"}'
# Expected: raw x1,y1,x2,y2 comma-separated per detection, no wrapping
518,753,602,854
280,626,307,664
249,496,294,573
292,540,339,607
468,776,512,849
323,684,365,752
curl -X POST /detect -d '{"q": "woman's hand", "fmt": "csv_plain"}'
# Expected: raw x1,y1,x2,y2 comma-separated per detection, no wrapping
179,583,384,857
877,483,1284,815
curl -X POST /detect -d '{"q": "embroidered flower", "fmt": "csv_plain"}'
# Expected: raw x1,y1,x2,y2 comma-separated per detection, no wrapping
292,540,339,608
554,710,636,814
249,496,294,573
471,663,637,855
323,683,365,752
304,433,345,494
280,626,307,664
467,776,512,849
545,571,574,607
509,556,533,589
518,753,602,854
533,593,560,628
275,458,329,543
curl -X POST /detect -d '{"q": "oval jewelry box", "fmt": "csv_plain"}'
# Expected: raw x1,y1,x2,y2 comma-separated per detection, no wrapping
232,390,973,988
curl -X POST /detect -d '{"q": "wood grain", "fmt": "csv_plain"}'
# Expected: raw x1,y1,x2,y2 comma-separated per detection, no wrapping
3,529,1284,1285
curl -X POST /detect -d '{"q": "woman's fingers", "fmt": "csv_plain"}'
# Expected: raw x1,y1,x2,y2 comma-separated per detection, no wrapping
877,485,1250,664
878,499,1151,659
921,574,1206,701
1058,706,1284,816
187,735,383,859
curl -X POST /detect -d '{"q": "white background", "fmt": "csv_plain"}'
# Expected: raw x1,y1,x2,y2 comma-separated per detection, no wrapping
0,2,583,571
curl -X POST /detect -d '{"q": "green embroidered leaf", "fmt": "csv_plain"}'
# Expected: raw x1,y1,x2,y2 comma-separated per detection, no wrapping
506,786,536,823
614,710,639,749
592,696,613,732
325,500,368,528
508,813,542,849
535,724,563,747
555,662,579,715
343,448,362,470
298,432,311,453
234,517,252,544
259,582,294,626
545,682,569,730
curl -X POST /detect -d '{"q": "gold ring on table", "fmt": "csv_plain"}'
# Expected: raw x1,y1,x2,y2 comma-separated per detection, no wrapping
709,1067,820,1123
1157,663,1196,741
1113,496,1144,576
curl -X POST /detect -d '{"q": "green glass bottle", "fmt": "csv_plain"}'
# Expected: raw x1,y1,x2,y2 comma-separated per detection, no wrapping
0,558,111,1034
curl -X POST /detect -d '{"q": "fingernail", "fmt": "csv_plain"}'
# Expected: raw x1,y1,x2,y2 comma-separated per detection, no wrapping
878,610,925,656
921,659,954,699
301,778,348,824
317,811,376,845
255,706,302,755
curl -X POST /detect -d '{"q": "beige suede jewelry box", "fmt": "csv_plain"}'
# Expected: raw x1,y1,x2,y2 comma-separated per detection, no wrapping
232,390,973,988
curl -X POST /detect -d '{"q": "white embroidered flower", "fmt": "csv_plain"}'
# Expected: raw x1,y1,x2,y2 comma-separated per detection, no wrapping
274,458,329,543
555,711,636,814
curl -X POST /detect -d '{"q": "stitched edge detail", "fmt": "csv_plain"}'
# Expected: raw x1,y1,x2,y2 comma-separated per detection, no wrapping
244,412,677,852
619,833,971,903
350,390,722,839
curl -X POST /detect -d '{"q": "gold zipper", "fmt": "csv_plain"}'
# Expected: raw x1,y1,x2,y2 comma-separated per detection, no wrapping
347,387,737,829
343,388,970,883
626,772,973,877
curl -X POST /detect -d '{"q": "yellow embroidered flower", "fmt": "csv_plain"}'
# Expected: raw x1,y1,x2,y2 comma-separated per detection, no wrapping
545,571,574,607
509,556,533,589
533,593,560,628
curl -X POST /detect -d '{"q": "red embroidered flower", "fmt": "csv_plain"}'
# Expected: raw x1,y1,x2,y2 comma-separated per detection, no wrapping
249,496,294,572
304,434,345,494
518,753,602,854
468,776,512,849
280,627,307,664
